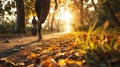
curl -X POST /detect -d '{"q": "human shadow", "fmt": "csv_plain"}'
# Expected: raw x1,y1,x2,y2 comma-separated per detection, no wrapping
0,40,38,58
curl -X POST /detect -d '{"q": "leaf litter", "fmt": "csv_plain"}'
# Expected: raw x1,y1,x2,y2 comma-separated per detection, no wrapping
0,32,120,67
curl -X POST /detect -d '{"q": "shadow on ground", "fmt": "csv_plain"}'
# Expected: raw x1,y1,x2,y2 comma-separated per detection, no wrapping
0,40,38,58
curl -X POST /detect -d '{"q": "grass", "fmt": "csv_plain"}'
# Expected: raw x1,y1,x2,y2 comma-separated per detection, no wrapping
73,22,120,67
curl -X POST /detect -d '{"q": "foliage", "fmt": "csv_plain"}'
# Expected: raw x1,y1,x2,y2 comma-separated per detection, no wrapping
24,0,36,20
0,21,15,34
1,0,120,34
96,0,120,28
0,0,16,22
0,0,16,34
0,30,120,67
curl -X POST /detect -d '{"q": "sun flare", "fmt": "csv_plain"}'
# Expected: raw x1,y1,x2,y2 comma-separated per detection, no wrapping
60,10,72,22
60,10,72,33
28,7,73,33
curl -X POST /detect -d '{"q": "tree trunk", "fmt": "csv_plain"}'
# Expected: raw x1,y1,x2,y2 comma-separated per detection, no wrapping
15,0,25,33
91,0,97,10
51,13,55,32
80,0,83,25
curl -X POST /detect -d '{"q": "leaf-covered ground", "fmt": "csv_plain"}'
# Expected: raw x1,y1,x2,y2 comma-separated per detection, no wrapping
0,32,120,67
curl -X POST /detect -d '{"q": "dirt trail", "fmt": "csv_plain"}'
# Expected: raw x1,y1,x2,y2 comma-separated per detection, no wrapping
0,32,66,57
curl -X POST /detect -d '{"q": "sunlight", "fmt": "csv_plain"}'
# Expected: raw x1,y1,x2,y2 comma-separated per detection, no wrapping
28,7,73,33
87,0,98,11
59,10,72,33
28,15,33,23
60,10,72,22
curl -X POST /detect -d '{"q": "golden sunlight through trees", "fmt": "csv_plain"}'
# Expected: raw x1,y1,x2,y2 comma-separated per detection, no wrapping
26,0,75,33
59,10,72,33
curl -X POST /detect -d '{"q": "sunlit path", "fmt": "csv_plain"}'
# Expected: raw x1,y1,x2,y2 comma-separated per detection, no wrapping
0,32,68,53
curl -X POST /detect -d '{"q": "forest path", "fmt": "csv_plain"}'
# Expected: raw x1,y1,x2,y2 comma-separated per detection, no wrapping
0,32,67,57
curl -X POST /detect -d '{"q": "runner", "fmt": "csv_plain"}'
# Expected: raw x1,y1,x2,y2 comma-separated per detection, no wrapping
35,0,58,41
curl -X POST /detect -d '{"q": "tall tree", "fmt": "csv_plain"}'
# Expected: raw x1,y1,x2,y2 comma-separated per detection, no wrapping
80,0,83,25
24,0,36,21
15,0,25,33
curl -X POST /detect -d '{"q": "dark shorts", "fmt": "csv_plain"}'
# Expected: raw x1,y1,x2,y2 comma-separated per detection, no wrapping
35,0,50,24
